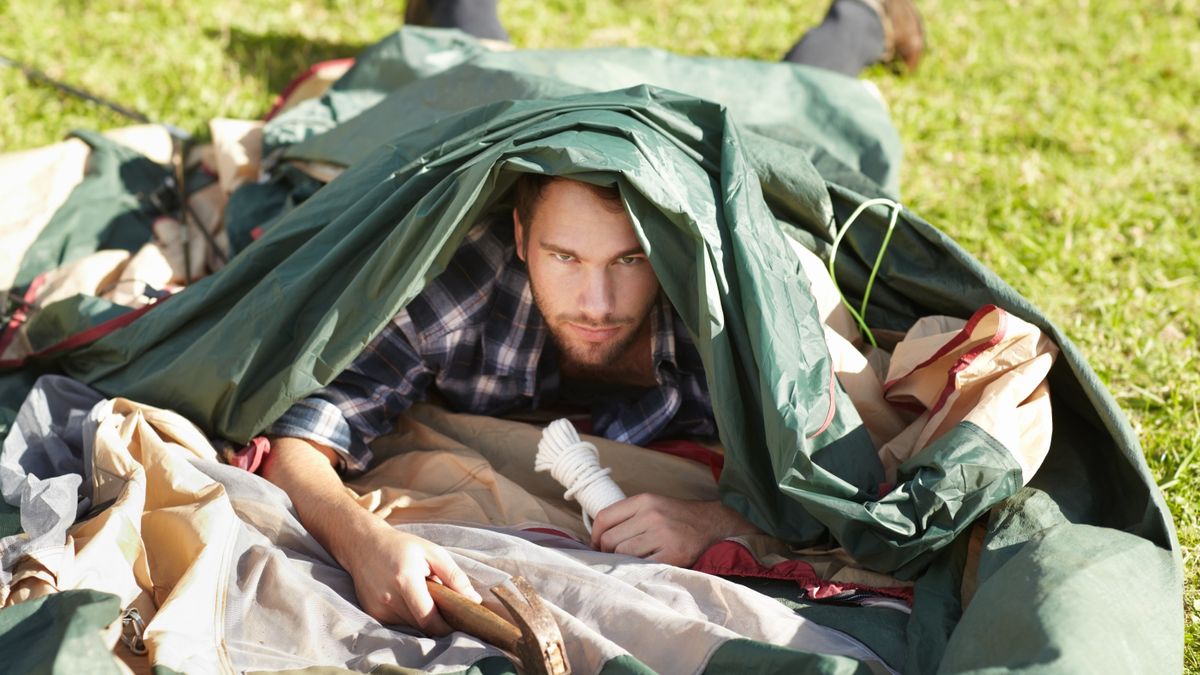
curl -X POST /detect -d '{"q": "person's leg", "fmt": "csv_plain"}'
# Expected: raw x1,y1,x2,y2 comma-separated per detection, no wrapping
783,0,885,76
783,0,924,76
405,0,509,42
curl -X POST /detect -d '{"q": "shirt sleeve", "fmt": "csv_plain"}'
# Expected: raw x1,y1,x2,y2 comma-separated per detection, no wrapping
268,311,435,474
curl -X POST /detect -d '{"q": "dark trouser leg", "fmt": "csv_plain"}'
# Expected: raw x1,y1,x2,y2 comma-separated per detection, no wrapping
782,0,885,77
424,0,509,42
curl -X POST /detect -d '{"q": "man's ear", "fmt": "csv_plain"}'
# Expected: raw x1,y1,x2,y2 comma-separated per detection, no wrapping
512,207,526,261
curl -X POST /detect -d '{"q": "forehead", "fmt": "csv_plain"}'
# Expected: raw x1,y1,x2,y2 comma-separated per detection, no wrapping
529,180,642,254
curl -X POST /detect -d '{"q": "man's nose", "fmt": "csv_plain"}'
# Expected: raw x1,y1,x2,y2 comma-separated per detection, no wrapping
578,268,615,320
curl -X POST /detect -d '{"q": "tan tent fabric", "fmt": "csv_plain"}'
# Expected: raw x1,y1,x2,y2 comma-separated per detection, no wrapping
79,397,234,673
0,123,234,298
13,397,239,673
0,124,171,291
0,140,91,291
289,159,346,184
352,405,911,597
791,238,1057,487
269,60,354,119
2,384,889,674
101,126,176,166
878,307,1057,483
355,403,721,541
0,245,178,362
791,237,908,450
209,118,264,196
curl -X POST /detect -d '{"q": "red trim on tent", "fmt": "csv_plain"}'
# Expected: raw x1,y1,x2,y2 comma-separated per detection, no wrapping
562,418,726,481
0,273,46,359
0,295,169,369
228,436,272,474
646,438,724,481
692,540,914,604
808,365,838,440
928,307,1007,415
883,304,1002,392
264,58,356,121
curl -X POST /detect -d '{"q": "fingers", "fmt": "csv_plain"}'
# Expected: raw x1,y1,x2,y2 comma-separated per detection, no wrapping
591,494,647,547
612,532,663,559
596,513,651,555
427,545,482,603
646,542,699,568
395,571,453,636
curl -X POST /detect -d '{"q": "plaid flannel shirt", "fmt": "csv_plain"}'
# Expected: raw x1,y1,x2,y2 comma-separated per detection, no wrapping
269,218,716,473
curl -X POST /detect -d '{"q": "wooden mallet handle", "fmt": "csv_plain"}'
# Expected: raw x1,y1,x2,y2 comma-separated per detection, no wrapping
426,579,521,651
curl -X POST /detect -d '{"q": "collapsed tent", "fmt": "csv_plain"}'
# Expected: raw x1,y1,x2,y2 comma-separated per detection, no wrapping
0,27,1183,674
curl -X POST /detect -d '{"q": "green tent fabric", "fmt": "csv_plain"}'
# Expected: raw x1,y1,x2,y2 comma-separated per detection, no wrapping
0,590,124,674
12,130,171,291
264,30,901,196
0,27,1182,674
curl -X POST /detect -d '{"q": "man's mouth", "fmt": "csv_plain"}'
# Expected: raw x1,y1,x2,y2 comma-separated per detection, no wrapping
567,323,623,343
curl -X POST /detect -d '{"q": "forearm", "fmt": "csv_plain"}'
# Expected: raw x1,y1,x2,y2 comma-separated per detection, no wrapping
261,436,385,570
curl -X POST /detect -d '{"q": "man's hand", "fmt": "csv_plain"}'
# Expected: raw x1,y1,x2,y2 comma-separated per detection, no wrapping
262,436,481,634
343,517,482,635
590,494,761,567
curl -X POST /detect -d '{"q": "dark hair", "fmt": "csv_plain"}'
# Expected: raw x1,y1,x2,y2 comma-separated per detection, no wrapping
513,174,624,241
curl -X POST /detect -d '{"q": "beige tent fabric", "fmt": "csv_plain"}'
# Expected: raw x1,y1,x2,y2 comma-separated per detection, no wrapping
289,159,346,184
791,237,908,450
3,388,889,674
354,404,720,541
0,119,261,362
32,245,177,310
791,237,1058,486
878,307,1057,483
0,140,91,291
0,122,237,299
18,397,239,673
269,60,354,119
0,125,174,290
352,405,910,598
210,118,263,196
101,126,176,166
343,410,888,667
0,244,177,362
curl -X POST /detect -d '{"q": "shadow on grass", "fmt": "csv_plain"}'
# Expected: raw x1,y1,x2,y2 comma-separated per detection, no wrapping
208,26,372,97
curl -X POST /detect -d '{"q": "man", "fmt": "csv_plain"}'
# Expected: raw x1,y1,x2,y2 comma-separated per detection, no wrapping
265,0,927,634
263,176,761,634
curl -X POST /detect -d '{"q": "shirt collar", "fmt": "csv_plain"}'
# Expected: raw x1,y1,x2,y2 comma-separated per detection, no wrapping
649,294,679,384
479,259,546,397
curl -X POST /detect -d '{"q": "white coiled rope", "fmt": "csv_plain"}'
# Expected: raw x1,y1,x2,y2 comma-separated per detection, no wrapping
535,419,626,532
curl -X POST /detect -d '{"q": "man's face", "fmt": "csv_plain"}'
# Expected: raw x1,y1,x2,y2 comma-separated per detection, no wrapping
514,179,660,376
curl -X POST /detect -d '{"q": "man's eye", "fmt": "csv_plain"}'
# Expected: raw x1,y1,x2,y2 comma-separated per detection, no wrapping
616,256,643,265
553,253,575,263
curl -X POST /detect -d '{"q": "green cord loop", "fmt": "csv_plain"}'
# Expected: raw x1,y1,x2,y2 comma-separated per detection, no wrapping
827,198,903,348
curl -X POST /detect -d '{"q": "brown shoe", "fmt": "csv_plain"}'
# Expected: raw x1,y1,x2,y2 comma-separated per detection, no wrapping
860,0,926,72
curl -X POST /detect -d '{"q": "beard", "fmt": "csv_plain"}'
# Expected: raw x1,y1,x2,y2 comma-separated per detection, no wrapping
530,283,653,380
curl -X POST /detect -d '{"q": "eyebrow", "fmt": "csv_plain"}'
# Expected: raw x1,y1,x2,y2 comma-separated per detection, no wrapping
538,240,647,260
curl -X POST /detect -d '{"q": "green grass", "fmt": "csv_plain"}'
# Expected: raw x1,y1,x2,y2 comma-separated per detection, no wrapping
2,0,1197,667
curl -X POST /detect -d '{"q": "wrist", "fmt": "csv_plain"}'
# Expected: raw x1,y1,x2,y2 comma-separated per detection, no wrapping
328,504,389,572
711,500,761,539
